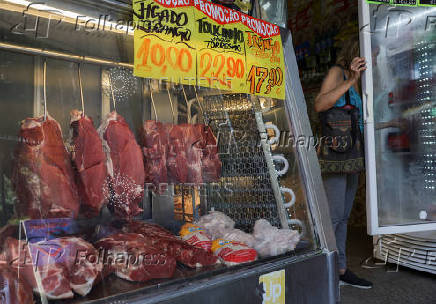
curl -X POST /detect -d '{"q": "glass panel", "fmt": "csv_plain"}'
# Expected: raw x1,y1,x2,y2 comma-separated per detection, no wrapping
369,5,436,226
0,1,320,302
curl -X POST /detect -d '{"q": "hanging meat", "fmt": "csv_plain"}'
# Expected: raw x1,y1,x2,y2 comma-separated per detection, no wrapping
70,110,108,217
3,237,103,299
142,120,168,191
201,125,221,182
182,124,205,184
12,115,80,219
98,112,145,218
0,266,34,304
95,233,176,282
166,124,188,183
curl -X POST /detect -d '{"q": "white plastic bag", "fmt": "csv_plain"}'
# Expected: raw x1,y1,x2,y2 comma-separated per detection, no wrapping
195,211,235,240
222,229,256,248
253,219,300,258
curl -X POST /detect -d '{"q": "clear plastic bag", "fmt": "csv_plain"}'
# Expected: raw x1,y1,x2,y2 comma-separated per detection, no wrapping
253,219,300,258
195,211,235,240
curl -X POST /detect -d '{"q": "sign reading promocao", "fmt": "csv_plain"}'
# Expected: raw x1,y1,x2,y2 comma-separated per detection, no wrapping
133,0,286,100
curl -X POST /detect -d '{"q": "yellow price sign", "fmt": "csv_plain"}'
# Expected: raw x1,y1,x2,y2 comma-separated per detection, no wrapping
242,15,285,100
133,0,196,85
193,0,247,92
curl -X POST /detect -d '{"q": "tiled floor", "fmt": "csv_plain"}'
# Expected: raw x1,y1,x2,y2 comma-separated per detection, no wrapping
340,228,436,304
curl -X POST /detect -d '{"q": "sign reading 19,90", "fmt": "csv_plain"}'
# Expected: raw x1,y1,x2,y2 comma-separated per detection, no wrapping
133,0,286,100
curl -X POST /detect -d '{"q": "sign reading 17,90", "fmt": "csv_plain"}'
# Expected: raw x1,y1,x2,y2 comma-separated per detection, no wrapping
133,0,286,100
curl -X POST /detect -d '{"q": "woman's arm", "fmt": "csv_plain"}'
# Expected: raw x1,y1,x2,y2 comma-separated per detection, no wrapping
314,67,354,112
314,57,366,113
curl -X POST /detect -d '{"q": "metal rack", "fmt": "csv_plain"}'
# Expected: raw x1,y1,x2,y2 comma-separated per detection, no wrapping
201,93,288,232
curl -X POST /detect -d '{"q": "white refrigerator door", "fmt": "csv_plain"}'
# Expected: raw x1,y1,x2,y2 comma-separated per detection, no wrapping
359,0,436,235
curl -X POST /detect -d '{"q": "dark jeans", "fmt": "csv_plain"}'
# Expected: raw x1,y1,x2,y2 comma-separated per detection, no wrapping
323,173,359,270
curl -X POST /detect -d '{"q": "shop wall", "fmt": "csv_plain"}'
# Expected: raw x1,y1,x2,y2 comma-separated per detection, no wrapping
287,0,366,228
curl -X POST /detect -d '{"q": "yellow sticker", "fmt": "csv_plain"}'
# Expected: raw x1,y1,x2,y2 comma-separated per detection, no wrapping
133,0,196,85
192,0,247,92
244,29,286,100
259,270,286,304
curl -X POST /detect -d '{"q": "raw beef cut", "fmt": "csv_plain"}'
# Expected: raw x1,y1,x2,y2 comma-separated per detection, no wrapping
3,237,102,299
0,266,34,304
70,110,108,217
182,124,204,184
125,221,218,268
166,124,188,183
141,122,221,186
12,115,80,219
98,112,145,218
142,121,168,190
95,233,176,282
201,125,221,182
3,237,72,300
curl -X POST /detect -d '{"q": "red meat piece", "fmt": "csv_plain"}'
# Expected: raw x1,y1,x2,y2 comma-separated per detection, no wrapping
201,125,221,182
70,110,108,217
95,233,176,282
12,115,80,219
125,221,218,268
3,237,102,299
0,266,34,304
167,124,188,184
182,124,204,184
98,112,145,218
142,121,168,191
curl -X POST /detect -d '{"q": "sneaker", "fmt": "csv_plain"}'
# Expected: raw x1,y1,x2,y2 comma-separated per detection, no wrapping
339,269,373,289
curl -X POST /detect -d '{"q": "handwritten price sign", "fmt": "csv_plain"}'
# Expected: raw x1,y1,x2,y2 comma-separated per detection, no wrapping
133,0,196,85
134,0,286,99
244,29,285,100
135,33,195,84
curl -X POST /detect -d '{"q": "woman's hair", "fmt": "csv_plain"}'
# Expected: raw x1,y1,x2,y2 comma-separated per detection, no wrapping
336,39,360,70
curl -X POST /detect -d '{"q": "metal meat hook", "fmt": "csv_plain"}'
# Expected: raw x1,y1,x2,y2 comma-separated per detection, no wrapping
78,62,85,116
43,58,48,121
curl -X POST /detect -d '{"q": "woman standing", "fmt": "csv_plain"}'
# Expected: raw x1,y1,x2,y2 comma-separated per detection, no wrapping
315,39,373,289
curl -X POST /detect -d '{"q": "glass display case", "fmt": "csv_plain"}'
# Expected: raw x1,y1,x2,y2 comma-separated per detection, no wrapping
0,0,336,303
359,0,436,235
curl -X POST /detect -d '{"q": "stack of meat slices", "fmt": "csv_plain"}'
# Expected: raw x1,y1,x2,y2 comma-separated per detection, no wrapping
124,221,218,268
2,237,102,300
95,233,176,282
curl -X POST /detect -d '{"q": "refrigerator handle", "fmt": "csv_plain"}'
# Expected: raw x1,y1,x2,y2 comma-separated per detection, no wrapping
358,0,374,123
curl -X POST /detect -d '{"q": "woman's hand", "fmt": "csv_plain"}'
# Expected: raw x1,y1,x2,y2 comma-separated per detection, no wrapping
349,57,367,83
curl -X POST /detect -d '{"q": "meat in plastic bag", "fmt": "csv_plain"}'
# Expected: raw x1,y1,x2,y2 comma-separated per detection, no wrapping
179,223,212,252
195,211,235,240
253,219,300,258
222,229,256,248
211,239,257,266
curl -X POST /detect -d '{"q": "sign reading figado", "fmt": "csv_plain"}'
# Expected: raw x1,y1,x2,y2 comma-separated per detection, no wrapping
133,0,286,100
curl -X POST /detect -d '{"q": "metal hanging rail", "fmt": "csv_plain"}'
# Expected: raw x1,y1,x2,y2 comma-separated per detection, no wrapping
0,42,133,69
